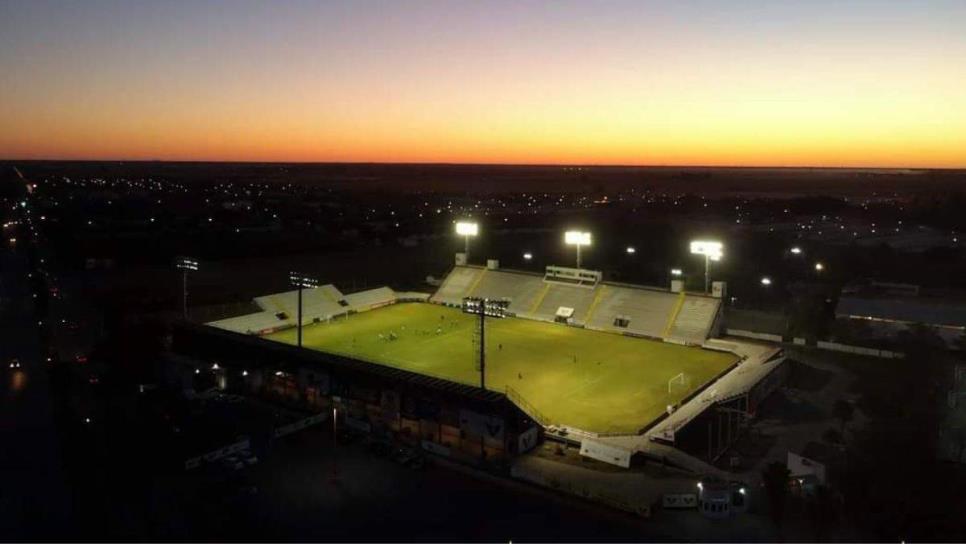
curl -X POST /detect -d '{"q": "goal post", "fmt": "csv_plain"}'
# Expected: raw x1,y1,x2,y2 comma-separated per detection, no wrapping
668,372,691,395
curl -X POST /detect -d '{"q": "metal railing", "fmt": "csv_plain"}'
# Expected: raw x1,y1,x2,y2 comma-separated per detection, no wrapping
504,385,552,427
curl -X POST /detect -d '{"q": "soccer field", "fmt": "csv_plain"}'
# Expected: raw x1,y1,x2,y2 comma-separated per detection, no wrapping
265,303,736,434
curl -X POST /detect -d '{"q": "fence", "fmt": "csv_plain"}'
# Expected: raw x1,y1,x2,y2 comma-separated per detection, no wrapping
726,328,904,359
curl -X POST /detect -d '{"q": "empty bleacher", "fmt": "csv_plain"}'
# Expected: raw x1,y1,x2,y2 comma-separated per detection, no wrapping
254,284,350,325
430,266,485,306
468,270,545,315
585,286,680,338
208,310,292,335
667,296,721,344
345,286,396,312
530,283,599,324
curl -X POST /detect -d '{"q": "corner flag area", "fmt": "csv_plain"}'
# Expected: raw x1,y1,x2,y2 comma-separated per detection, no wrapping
265,303,736,434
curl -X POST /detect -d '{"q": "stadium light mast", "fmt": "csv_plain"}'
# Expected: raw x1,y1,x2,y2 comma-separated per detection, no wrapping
175,257,199,320
455,221,479,262
690,241,723,294
564,231,591,269
462,297,510,390
289,271,319,348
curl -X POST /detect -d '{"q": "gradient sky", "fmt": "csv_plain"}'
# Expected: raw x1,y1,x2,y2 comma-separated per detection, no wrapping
2,0,965,167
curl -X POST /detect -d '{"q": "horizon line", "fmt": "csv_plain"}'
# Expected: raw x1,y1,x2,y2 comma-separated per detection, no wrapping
2,157,965,172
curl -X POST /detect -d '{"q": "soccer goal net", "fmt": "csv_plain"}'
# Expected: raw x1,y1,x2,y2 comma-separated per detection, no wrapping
668,372,691,395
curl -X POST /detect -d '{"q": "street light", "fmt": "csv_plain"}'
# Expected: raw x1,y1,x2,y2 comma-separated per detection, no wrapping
289,271,319,348
790,246,803,255
175,257,199,320
455,221,479,262
760,277,772,286
565,231,591,269
690,240,723,294
815,262,824,272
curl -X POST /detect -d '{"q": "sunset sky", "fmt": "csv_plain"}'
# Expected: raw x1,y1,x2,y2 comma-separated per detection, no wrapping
1,0,964,167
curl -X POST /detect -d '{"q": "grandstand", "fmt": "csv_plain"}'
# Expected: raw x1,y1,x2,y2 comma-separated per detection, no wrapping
428,265,721,344
210,284,400,334
667,296,721,344
586,285,680,339
431,266,485,306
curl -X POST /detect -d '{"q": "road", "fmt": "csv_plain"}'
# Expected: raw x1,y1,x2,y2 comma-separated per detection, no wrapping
0,250,72,539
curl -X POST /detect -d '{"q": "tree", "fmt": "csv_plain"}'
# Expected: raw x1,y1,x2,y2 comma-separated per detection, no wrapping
833,399,854,434
822,427,843,446
762,461,791,526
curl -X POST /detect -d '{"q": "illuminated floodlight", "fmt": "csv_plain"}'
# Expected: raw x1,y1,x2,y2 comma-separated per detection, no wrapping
690,240,723,293
670,268,683,277
455,221,479,261
565,231,591,246
626,246,636,255
455,221,479,236
760,277,772,286
564,231,592,268
175,256,199,271
790,246,803,255
523,252,533,261
815,262,824,271
289,271,319,289
690,240,723,261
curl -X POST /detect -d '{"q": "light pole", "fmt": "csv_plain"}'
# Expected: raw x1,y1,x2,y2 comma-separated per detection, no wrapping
690,241,723,294
564,231,591,269
455,221,479,262
175,257,199,320
289,271,319,348
462,296,509,463
462,296,510,390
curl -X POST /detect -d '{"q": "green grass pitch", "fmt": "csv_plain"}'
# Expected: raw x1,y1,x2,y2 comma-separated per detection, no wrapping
265,303,736,434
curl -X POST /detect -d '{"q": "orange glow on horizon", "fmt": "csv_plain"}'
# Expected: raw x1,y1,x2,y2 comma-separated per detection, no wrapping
2,2,965,169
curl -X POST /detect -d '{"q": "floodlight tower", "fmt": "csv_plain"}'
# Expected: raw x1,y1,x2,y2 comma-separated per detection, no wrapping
690,241,723,294
289,271,319,348
175,257,199,320
455,221,479,262
564,231,591,269
462,296,510,390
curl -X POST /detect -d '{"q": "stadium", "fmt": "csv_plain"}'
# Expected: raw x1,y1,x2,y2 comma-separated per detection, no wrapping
179,231,786,470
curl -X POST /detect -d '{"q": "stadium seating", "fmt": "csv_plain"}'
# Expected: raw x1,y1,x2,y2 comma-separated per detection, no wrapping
430,266,485,306
345,286,396,312
667,296,721,344
585,286,679,338
529,283,599,324
468,270,545,315
254,284,351,325
428,266,722,342
208,310,292,335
